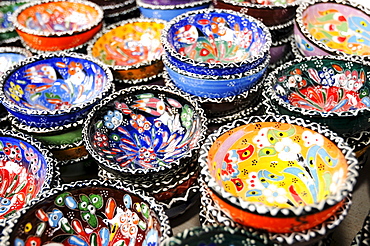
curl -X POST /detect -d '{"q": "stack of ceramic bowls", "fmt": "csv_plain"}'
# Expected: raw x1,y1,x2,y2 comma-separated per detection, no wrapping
213,0,300,65
0,179,172,245
198,114,359,245
0,52,114,176
82,85,208,216
137,0,212,21
10,0,104,53
88,0,140,24
87,18,167,89
294,0,370,58
0,129,60,229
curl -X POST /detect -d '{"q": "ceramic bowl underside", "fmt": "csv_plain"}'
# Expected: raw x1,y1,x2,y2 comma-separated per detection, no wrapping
0,179,172,246
295,0,370,57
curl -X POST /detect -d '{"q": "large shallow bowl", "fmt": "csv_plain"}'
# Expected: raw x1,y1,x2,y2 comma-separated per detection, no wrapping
161,8,271,76
0,129,58,227
0,52,114,128
82,85,208,184
294,0,370,57
263,55,370,135
199,114,359,233
0,179,172,245
88,18,166,83
11,0,104,52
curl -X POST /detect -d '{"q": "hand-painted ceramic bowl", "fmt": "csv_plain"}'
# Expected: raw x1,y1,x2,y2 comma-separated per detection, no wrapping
263,55,370,136
163,53,269,98
11,0,104,52
0,179,172,245
162,225,278,246
199,114,359,233
213,0,300,27
0,52,114,128
0,129,58,228
294,0,370,58
137,0,212,21
0,1,28,43
88,18,166,83
0,46,32,76
83,85,208,184
161,8,271,76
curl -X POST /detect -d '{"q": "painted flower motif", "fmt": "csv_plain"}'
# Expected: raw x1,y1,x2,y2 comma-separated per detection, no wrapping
318,67,335,86
275,137,301,162
138,147,156,167
24,147,40,175
3,143,22,162
329,168,345,194
302,130,324,147
180,104,194,129
8,81,24,102
93,132,109,148
263,184,288,204
54,101,72,110
78,194,103,228
104,110,123,130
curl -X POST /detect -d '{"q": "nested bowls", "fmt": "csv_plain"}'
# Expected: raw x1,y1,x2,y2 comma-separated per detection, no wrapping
0,52,114,128
161,8,271,76
88,18,166,84
0,179,172,245
82,85,207,186
199,114,359,233
11,0,104,52
0,129,58,227
263,55,370,136
294,0,370,57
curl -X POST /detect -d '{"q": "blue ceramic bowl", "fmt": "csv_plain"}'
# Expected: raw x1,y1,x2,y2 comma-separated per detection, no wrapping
137,0,211,21
163,53,269,98
160,8,271,76
0,52,114,128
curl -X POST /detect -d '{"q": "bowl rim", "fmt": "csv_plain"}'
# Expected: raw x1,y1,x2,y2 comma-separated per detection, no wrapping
198,114,359,217
0,52,114,117
10,0,104,37
216,0,302,9
160,8,272,69
295,0,370,58
0,46,32,57
87,17,167,71
82,84,208,176
136,0,211,9
263,55,370,118
0,178,172,245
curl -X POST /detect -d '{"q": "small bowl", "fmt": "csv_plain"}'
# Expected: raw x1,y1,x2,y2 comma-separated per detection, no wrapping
88,18,166,83
0,46,32,76
263,55,370,136
0,1,28,43
0,129,58,227
0,52,114,128
82,85,208,184
0,179,172,245
199,114,359,233
213,0,301,26
11,0,104,52
137,0,212,21
161,8,271,76
294,0,370,57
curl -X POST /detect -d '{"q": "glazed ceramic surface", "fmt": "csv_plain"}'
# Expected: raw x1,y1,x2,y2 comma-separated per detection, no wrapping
0,179,171,246
161,8,271,75
0,130,56,226
0,47,32,76
0,53,114,128
83,85,207,175
0,1,27,41
295,0,370,57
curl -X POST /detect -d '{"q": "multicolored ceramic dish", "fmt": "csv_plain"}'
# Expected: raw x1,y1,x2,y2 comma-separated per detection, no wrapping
0,129,58,228
294,0,370,57
0,179,172,245
88,18,165,83
263,55,370,135
199,115,358,233
11,0,104,52
161,8,271,76
0,52,114,128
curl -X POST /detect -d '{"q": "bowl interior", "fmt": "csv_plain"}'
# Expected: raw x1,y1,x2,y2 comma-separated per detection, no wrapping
86,87,204,170
207,121,348,208
16,1,100,34
91,21,165,67
3,56,110,112
302,2,370,55
9,186,163,245
0,52,28,75
0,135,49,220
271,57,370,112
166,10,269,64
